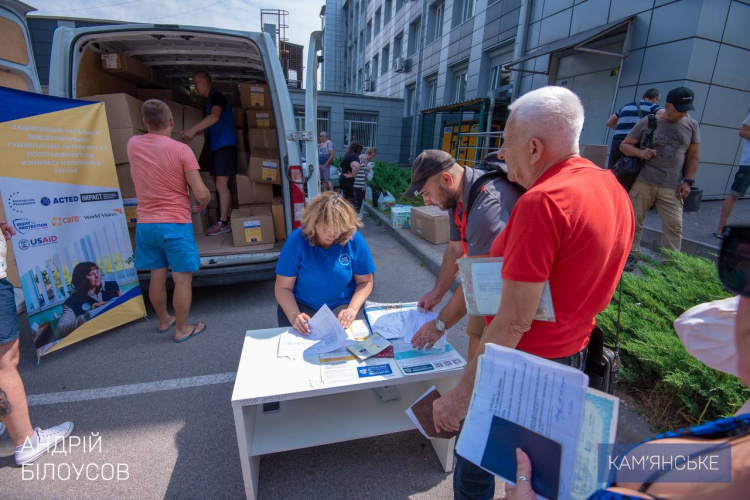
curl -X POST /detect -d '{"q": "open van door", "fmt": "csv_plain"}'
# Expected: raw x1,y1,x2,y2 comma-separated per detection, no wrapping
304,31,323,200
0,0,40,93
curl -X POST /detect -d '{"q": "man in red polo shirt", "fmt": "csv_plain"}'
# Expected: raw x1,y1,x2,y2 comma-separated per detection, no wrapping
436,86,634,500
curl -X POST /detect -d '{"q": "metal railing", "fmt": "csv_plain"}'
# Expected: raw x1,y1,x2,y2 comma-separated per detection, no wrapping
454,131,504,167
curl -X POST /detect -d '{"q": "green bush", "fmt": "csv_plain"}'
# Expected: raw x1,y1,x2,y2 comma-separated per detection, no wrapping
369,162,424,208
596,251,749,430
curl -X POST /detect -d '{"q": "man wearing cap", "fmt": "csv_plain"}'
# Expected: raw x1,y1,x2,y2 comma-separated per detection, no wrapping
407,150,522,361
620,87,701,258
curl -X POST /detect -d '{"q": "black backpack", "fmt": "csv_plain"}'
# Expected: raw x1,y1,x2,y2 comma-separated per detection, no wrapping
464,152,526,221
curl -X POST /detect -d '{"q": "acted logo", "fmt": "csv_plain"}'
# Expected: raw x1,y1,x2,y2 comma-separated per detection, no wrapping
80,191,120,203
51,216,80,227
12,218,49,234
18,235,58,250
40,196,79,206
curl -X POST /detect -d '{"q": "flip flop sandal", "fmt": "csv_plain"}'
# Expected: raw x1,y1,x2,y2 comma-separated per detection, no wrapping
174,324,207,343
712,232,724,240
156,320,175,333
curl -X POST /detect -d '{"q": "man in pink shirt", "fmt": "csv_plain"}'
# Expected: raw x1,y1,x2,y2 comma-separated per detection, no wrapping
128,100,211,343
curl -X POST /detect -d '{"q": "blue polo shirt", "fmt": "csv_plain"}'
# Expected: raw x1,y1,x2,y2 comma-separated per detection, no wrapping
276,228,376,310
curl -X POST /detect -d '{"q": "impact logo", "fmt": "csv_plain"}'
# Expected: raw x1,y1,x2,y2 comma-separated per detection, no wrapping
7,192,36,214
18,235,58,250
41,196,79,206
80,192,120,203
339,254,351,266
12,218,49,234
51,216,80,227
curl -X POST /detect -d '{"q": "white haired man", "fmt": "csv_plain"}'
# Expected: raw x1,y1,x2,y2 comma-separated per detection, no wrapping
431,86,634,500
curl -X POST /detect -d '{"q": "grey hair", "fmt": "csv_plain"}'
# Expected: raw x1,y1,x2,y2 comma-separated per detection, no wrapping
508,86,584,154
141,99,172,130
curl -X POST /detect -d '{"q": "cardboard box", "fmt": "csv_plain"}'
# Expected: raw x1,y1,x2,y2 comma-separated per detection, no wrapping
239,83,271,109
245,109,275,129
237,151,249,174
191,211,209,234
162,99,184,132
116,163,137,198
236,175,273,205
248,149,281,185
237,129,246,151
110,128,145,164
247,128,279,150
200,171,216,192
579,143,608,169
76,50,138,99
183,105,203,130
171,133,205,160
233,107,245,128
230,207,274,247
82,94,145,131
390,205,411,229
136,88,173,101
411,205,450,244
272,197,286,241
213,82,241,107
123,198,138,228
100,52,169,88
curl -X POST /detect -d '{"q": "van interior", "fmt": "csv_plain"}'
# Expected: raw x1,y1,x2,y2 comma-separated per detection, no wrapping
69,29,287,260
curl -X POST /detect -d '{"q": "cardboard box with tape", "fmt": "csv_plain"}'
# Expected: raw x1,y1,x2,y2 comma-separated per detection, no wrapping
411,205,450,244
239,83,271,109
116,163,137,198
247,128,278,150
236,175,273,205
122,198,139,228
191,211,209,234
82,93,145,131
245,109,275,129
230,205,274,247
110,128,145,164
272,197,286,241
248,149,281,185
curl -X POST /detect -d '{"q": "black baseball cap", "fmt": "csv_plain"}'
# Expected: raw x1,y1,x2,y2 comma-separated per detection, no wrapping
666,87,695,112
403,150,455,199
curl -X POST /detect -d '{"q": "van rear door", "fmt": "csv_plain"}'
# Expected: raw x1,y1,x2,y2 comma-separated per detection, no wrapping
304,31,323,200
0,0,40,93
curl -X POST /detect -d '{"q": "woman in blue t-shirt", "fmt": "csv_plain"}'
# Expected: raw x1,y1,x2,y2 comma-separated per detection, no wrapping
275,192,376,333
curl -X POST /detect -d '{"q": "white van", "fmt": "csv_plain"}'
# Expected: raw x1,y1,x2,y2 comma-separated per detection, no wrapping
1,0,324,286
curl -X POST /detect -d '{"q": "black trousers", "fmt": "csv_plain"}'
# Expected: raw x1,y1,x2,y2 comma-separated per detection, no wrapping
608,136,624,169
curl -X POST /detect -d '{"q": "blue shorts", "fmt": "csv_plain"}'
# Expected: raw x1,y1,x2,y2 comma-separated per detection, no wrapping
0,278,20,345
135,223,200,272
729,165,750,197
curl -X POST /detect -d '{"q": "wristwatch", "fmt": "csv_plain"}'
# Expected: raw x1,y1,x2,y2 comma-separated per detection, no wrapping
682,178,695,187
434,318,447,333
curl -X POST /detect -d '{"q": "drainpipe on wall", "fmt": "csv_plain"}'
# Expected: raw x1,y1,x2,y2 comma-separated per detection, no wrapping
511,0,532,102
409,0,429,162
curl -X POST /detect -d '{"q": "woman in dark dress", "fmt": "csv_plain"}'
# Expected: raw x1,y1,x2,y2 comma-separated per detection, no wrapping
339,140,363,205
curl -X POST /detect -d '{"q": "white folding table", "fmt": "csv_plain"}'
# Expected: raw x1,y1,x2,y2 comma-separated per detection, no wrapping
231,327,465,499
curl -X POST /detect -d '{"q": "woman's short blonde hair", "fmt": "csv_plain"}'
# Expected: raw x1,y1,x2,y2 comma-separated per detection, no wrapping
301,192,363,246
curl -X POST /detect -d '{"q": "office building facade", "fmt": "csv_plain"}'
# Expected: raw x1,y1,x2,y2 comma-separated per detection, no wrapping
322,0,750,199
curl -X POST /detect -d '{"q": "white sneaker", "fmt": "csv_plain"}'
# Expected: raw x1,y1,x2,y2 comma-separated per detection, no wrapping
15,422,74,466
0,421,5,437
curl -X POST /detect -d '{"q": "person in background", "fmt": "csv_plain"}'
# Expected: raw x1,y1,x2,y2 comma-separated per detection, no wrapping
318,131,334,192
129,99,211,343
56,262,122,338
182,70,237,236
605,88,664,169
715,113,750,239
354,147,377,211
0,221,74,466
620,87,700,261
274,192,375,332
432,86,634,500
339,141,363,206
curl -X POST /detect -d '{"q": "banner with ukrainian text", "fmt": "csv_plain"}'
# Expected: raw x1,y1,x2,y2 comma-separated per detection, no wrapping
0,86,146,357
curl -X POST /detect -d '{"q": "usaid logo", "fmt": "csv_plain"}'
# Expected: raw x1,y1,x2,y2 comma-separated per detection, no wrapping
17,235,58,250
18,239,30,250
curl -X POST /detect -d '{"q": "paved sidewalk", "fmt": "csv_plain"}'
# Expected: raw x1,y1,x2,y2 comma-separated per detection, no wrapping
365,204,654,443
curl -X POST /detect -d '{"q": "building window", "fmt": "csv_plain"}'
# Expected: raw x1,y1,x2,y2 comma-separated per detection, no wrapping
294,108,330,137
405,85,416,116
366,19,372,45
381,44,390,75
358,68,363,92
452,66,468,102
408,18,421,56
427,1,444,43
425,76,438,108
394,32,403,59
374,7,382,35
455,0,475,26
396,0,404,11
372,54,379,82
489,61,511,90
345,112,378,148
384,0,392,24
359,32,364,54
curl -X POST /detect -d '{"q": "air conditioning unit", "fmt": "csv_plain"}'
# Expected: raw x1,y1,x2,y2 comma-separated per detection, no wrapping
393,57,405,73
363,79,371,92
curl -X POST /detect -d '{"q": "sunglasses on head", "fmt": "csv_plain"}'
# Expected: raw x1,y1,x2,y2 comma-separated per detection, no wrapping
718,225,750,298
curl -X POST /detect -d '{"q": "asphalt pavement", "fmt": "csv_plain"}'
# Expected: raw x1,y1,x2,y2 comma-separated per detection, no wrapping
1,218,495,499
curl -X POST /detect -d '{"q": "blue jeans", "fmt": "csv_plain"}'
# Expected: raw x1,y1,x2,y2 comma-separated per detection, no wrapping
452,346,588,499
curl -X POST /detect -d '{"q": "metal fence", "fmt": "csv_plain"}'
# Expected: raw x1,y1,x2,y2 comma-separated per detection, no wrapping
454,131,503,167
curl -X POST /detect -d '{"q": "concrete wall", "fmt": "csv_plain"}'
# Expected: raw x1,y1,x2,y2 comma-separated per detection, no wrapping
289,89,405,163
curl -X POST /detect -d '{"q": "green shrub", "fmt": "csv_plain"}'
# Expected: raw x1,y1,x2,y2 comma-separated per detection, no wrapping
369,162,424,209
596,251,749,430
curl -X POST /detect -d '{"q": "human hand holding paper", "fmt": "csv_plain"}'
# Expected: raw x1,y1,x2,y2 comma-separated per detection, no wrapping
433,389,468,434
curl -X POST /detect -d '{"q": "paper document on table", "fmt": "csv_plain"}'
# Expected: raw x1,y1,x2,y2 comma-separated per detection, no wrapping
456,344,589,500
457,258,555,321
364,301,438,341
393,342,464,375
318,355,396,384
570,389,619,500
277,304,347,357
347,333,391,360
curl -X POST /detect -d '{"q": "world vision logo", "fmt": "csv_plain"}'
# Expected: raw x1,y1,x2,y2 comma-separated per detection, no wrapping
51,216,80,227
